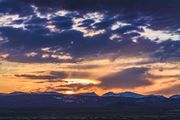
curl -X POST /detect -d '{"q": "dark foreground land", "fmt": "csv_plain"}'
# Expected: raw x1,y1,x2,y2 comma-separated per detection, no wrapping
0,108,179,120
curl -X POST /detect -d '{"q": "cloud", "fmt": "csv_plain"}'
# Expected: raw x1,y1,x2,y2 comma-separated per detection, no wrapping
45,86,72,92
58,83,95,92
140,27,180,43
99,67,153,89
147,84,180,96
15,71,93,82
15,71,68,81
0,0,179,63
25,52,38,57
0,0,179,96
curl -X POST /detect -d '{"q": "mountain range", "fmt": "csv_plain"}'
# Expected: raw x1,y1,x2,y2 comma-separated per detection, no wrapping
0,91,179,109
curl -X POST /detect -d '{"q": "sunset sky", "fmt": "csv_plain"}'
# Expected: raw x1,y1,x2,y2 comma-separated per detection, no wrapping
0,0,180,96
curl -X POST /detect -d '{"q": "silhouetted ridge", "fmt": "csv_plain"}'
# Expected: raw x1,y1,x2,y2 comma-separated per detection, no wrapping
103,91,145,98
76,92,98,96
0,91,179,109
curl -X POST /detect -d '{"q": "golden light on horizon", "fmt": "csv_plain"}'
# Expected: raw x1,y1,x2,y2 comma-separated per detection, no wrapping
64,78,101,85
0,56,179,96
65,91,74,95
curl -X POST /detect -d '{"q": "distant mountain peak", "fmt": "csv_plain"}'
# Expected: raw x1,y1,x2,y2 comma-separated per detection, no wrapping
170,95,180,99
103,91,145,98
76,92,98,96
145,94,166,99
8,91,62,96
35,92,61,95
9,92,28,96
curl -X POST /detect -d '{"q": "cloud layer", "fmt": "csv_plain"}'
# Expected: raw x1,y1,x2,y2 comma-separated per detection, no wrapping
0,0,179,96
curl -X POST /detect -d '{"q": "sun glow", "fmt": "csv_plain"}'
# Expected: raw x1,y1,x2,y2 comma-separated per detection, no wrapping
65,91,74,95
64,78,101,85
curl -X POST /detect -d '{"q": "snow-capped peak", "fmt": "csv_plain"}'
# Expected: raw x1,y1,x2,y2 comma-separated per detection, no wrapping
103,92,145,98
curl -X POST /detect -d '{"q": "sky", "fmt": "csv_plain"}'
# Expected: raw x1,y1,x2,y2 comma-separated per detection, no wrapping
0,0,180,96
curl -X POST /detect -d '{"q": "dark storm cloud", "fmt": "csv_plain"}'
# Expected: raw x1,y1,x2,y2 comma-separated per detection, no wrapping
147,84,180,96
0,0,180,63
0,26,81,49
1,28,156,63
154,41,180,60
99,67,153,89
52,17,73,30
23,0,180,30
15,71,92,82
15,71,68,82
50,71,92,79
146,74,180,80
15,72,67,80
